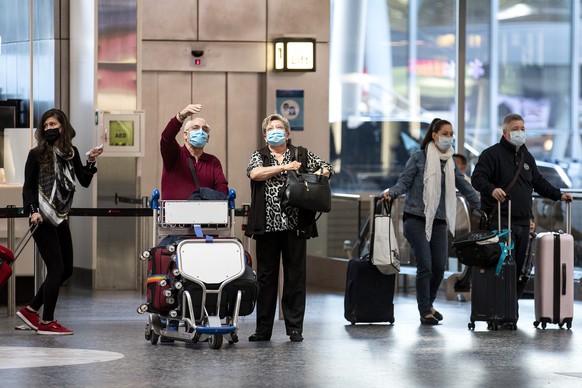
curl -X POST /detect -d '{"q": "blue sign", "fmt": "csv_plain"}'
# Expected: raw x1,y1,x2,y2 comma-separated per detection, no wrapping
276,89,304,131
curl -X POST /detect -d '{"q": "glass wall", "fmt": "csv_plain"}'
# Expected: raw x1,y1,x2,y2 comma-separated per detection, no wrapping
0,0,61,183
330,0,581,193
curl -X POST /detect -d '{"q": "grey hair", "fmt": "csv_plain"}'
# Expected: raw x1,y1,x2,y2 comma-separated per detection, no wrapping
261,113,290,135
502,113,524,131
183,118,211,132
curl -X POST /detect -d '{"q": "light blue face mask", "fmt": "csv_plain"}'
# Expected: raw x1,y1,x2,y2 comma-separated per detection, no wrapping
189,129,208,148
437,135,454,151
509,130,526,147
266,129,286,146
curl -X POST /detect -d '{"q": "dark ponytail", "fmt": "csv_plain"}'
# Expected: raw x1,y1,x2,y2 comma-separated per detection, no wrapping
420,118,452,150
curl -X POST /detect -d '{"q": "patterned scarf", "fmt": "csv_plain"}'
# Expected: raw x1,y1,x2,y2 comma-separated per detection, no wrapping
422,141,456,241
38,147,76,226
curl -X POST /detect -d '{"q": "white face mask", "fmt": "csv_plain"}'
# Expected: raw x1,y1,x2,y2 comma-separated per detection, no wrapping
437,135,454,151
509,130,526,147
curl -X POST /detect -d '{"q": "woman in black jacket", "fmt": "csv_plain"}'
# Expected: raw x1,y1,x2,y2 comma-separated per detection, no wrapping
17,108,103,335
245,114,332,342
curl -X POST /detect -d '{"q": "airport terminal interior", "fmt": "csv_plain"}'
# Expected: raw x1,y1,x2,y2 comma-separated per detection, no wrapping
2,0,582,386
1,287,582,387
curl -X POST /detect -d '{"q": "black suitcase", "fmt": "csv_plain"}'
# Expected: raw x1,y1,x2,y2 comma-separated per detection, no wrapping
469,260,518,330
344,253,395,324
468,200,518,330
181,264,258,320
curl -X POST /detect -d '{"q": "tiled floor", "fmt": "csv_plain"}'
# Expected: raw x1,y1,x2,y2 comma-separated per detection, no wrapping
1,286,581,387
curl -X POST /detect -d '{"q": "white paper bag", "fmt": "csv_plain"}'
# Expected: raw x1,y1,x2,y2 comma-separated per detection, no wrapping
371,201,401,275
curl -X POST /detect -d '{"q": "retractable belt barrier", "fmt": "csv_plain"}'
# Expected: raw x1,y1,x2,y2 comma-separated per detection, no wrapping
0,207,154,219
0,207,153,219
1,206,153,316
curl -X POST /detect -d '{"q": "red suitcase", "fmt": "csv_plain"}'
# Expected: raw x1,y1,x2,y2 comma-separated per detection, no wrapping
533,201,574,329
143,245,181,314
0,225,36,290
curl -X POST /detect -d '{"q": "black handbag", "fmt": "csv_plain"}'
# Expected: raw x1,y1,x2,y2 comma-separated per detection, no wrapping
451,230,501,267
280,148,331,212
281,170,331,212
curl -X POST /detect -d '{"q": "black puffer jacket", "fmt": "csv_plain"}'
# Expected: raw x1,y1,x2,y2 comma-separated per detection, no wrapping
471,136,562,225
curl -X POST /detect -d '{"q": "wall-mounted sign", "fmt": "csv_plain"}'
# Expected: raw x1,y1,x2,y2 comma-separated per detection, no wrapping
274,38,316,72
276,90,304,131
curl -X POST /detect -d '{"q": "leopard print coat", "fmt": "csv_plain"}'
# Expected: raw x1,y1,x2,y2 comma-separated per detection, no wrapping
245,144,333,238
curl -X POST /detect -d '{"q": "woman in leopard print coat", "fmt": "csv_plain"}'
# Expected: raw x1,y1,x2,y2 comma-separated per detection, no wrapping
245,114,332,342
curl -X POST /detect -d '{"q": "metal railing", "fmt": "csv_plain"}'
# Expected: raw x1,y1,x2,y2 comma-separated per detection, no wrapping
323,191,582,271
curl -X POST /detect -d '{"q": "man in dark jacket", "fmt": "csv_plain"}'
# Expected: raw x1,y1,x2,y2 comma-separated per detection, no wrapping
471,113,572,298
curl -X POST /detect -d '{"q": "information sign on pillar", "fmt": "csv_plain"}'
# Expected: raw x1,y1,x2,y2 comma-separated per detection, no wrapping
273,38,316,72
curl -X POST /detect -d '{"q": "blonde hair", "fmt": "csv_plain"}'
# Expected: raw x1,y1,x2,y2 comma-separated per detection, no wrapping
261,114,290,135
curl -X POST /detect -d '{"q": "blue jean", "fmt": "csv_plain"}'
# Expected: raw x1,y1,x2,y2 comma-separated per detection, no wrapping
403,216,448,317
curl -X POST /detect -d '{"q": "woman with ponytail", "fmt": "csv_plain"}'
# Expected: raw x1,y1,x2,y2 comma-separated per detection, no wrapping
382,118,480,325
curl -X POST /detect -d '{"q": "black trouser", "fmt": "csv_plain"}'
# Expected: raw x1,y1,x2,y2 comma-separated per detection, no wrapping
254,230,307,336
29,220,74,321
511,223,530,298
498,220,530,298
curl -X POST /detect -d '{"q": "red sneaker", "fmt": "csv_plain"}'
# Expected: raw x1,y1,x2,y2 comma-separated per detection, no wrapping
37,321,74,335
16,307,40,330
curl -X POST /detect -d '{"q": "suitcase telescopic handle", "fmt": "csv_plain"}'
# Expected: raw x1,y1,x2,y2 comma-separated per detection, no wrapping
12,224,38,261
565,199,572,235
498,199,511,253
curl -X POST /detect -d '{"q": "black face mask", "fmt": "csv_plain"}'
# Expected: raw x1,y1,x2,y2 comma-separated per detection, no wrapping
45,128,61,143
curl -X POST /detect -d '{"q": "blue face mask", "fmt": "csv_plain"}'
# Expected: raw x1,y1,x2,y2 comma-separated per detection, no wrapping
266,129,286,146
189,129,208,148
437,135,454,151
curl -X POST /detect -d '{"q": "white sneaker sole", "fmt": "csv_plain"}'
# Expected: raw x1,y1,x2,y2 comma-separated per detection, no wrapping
16,311,39,331
37,329,74,335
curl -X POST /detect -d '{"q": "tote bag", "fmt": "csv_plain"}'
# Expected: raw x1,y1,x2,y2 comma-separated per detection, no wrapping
370,200,401,275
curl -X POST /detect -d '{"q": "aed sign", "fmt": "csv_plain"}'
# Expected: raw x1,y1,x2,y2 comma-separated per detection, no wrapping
274,38,316,72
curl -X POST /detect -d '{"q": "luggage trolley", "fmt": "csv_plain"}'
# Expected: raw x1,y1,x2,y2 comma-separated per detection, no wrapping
137,189,257,349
